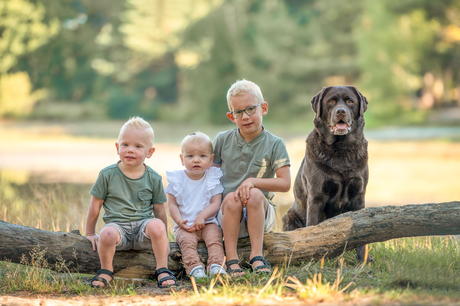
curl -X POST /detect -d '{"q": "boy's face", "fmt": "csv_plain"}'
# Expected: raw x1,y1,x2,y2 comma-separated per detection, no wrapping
180,140,214,180
116,127,155,169
227,93,268,141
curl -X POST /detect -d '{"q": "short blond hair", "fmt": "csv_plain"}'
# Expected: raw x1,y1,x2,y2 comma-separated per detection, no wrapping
180,132,213,155
226,79,264,111
118,116,154,147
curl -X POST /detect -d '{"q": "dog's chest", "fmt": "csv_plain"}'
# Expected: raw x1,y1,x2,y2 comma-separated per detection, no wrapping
322,178,362,202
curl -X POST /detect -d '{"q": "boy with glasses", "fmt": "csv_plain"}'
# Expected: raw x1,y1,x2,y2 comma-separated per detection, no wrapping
212,79,291,276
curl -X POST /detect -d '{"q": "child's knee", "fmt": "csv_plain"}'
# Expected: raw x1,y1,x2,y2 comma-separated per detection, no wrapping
246,189,266,209
99,227,120,245
145,219,167,239
223,192,243,212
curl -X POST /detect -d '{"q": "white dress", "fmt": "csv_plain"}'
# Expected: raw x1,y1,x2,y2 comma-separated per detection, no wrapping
165,167,224,231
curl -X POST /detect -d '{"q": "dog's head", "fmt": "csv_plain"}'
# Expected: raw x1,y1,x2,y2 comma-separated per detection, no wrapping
311,86,368,136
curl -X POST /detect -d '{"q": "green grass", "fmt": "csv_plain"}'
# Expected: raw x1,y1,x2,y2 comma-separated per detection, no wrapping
2,236,460,304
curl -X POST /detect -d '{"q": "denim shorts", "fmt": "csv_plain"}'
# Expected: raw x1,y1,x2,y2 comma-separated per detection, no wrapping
216,199,276,239
100,218,157,251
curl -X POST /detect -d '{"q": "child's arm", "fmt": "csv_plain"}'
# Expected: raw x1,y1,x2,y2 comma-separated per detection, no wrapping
85,196,104,251
190,193,222,230
167,193,195,232
153,201,169,230
235,165,291,204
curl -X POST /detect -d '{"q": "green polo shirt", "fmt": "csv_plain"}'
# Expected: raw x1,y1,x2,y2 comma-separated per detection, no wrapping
90,163,167,224
213,128,290,204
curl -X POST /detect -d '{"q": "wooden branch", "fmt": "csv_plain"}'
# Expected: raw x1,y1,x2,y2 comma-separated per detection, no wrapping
1,201,459,278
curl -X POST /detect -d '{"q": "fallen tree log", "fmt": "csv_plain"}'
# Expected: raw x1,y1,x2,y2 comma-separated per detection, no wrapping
1,201,459,278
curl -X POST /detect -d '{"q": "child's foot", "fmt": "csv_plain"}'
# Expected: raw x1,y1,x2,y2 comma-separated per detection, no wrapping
226,259,246,277
209,264,228,277
249,256,271,274
190,265,207,280
91,269,114,288
155,268,179,288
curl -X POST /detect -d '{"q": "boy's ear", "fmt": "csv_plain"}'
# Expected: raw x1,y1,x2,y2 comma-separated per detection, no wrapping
261,101,268,116
146,147,155,159
115,142,120,154
226,112,236,123
179,154,185,166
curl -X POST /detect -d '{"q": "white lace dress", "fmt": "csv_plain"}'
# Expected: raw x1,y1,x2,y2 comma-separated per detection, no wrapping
165,167,224,231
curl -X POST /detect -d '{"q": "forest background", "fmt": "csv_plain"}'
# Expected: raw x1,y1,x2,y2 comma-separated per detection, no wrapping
1,0,460,126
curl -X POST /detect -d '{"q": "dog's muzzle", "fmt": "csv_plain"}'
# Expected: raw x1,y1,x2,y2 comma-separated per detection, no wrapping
330,121,351,135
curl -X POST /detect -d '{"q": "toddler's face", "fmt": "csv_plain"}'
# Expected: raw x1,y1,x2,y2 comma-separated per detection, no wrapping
180,140,214,180
116,128,154,168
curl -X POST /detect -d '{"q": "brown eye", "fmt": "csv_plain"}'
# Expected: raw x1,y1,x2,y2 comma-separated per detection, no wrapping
328,99,336,104
346,99,354,104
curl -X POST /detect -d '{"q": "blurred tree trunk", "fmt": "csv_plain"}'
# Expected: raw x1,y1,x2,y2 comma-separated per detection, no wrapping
1,201,459,278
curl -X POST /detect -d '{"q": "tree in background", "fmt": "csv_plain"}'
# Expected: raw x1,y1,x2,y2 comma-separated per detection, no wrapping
2,0,460,124
0,0,58,117
356,0,460,124
171,0,364,124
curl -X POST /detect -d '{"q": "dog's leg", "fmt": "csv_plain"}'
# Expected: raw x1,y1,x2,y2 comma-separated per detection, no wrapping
356,245,373,263
352,197,373,263
282,201,306,231
306,199,322,226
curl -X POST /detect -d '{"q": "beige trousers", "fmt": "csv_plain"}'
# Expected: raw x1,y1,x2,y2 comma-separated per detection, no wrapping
174,223,225,275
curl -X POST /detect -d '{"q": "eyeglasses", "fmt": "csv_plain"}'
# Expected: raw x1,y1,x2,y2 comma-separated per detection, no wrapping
229,103,263,119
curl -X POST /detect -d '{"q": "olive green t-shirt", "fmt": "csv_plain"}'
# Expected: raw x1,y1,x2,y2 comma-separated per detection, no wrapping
90,163,167,224
213,128,290,204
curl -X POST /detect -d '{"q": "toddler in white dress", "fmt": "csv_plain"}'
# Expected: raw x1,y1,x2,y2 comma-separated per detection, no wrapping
166,132,227,280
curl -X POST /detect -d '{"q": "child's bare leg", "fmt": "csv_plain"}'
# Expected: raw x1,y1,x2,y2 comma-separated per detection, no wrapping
145,219,175,286
93,226,120,287
221,192,245,276
245,188,270,272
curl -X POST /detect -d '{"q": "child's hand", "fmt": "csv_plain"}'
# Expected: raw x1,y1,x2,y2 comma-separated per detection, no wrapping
86,234,99,251
178,219,195,232
234,179,255,205
191,215,205,231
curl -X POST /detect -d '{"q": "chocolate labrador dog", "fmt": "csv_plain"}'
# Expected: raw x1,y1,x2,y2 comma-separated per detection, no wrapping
282,86,371,261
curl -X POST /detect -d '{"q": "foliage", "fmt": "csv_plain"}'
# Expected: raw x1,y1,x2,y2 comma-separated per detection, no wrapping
356,0,460,125
1,0,460,124
0,72,46,117
173,0,363,124
0,0,59,73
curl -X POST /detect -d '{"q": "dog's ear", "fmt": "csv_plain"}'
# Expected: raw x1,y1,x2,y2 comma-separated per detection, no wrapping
311,87,332,119
348,86,368,117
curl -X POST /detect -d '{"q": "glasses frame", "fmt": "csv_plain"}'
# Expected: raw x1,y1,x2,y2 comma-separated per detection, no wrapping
229,102,263,119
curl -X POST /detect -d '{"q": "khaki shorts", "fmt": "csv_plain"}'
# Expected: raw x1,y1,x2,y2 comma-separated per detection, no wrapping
100,218,158,251
217,199,276,239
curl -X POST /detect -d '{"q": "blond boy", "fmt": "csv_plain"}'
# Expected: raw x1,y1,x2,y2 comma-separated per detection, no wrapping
85,116,177,288
213,79,291,276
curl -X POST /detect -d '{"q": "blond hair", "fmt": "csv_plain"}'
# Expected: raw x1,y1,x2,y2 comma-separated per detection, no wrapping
180,132,213,155
118,116,154,147
226,79,264,110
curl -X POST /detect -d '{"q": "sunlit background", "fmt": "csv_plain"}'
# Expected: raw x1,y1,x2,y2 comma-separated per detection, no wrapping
0,0,459,235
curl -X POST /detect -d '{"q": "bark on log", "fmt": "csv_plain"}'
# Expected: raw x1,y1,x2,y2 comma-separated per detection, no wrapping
1,201,459,278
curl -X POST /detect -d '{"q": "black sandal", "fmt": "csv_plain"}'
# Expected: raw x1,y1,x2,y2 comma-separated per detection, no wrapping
91,269,114,288
155,267,179,288
249,256,271,274
226,259,245,277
